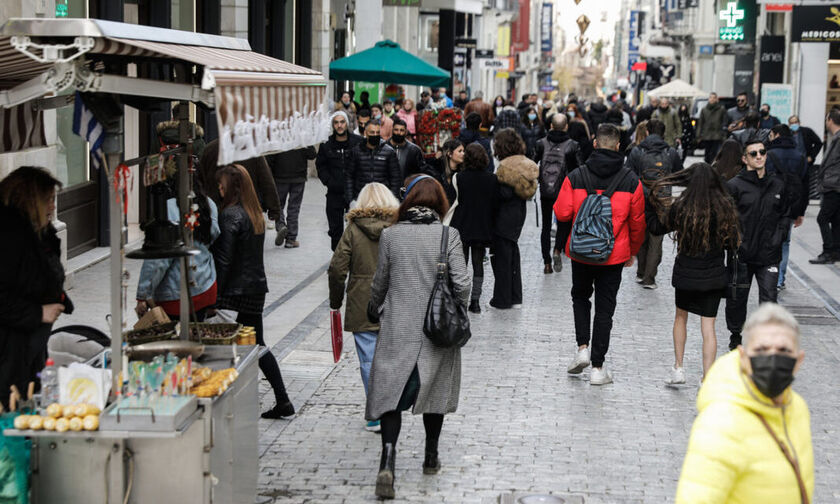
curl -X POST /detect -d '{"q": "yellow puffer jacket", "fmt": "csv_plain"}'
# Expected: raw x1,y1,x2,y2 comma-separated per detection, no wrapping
676,351,813,503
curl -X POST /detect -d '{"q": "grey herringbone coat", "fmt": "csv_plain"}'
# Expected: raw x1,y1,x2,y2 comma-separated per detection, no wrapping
365,220,471,420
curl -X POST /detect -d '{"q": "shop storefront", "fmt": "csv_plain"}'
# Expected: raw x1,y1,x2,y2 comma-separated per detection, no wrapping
792,4,840,135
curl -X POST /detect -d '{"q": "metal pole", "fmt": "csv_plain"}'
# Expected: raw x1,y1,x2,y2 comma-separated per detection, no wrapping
177,102,191,339
106,148,124,396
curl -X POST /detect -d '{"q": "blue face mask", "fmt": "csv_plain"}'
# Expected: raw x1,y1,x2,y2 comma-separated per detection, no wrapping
528,113,537,121
790,124,800,132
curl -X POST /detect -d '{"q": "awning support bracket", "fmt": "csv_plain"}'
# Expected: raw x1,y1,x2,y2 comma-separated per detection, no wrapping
10,35,95,64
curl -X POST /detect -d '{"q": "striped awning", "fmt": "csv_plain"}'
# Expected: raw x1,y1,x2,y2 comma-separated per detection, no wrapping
0,100,46,153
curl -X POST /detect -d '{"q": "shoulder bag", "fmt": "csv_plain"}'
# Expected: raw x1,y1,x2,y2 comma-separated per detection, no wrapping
442,173,459,225
423,225,471,348
753,412,810,504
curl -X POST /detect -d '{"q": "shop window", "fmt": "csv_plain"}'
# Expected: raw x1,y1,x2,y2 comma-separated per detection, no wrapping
420,14,440,52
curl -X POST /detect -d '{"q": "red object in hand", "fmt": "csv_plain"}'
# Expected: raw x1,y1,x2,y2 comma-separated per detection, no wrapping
631,61,647,72
330,310,343,363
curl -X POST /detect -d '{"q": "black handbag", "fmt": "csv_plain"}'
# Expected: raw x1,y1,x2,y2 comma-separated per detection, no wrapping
423,226,472,348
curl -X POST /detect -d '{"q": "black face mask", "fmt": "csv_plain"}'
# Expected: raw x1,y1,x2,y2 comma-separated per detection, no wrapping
367,135,380,147
750,354,797,399
761,110,769,117
391,133,405,144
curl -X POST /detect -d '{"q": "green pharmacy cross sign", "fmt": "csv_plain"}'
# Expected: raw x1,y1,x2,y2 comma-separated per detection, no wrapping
719,1,745,41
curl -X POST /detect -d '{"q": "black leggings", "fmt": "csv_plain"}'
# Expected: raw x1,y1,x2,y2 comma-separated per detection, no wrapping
380,410,444,451
462,243,486,278
236,312,290,405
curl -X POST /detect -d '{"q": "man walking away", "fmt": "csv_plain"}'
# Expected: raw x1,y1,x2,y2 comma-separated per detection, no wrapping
625,119,682,288
554,124,646,385
494,103,523,135
652,98,682,148
730,111,769,146
534,113,583,274
317,111,364,250
810,109,840,264
696,92,727,163
635,96,659,124
463,91,494,134
765,124,808,289
459,112,494,171
388,118,425,181
725,137,790,350
345,120,401,206
788,115,822,170
268,146,316,248
758,103,781,130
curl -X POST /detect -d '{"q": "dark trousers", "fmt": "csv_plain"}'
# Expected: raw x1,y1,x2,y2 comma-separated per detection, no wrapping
725,261,779,344
275,182,305,240
380,410,444,451
540,198,563,264
703,140,723,164
571,261,623,368
490,236,522,308
817,191,840,255
236,312,290,405
326,192,345,251
636,231,664,284
463,243,487,304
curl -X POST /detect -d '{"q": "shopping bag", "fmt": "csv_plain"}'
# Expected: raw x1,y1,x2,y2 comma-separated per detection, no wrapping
330,310,343,363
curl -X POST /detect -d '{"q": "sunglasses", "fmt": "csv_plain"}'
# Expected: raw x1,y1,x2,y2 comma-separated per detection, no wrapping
747,149,767,158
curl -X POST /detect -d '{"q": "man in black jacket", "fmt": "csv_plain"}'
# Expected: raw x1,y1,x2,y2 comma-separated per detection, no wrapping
765,124,808,289
316,111,363,250
268,145,317,248
811,109,840,264
345,120,401,205
388,117,425,181
624,119,682,288
725,137,791,350
788,115,823,167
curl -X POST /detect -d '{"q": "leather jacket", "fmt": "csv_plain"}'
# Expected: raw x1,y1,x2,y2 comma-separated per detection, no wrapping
212,205,268,297
388,139,425,180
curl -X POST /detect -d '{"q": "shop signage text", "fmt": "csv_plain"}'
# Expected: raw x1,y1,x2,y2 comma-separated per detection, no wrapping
541,3,553,53
792,6,840,42
719,2,746,40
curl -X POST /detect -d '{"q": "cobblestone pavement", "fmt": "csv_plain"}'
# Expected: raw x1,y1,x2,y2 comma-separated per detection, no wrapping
256,184,840,503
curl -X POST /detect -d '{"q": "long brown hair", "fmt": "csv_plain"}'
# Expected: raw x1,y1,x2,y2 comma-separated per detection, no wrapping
216,164,265,235
713,139,744,181
649,162,740,256
0,166,61,233
396,174,449,222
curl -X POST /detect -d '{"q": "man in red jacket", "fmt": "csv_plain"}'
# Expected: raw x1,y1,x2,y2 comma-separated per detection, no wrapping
554,123,646,385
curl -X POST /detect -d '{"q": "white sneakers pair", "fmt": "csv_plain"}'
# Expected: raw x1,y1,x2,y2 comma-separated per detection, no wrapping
566,347,613,385
665,366,686,385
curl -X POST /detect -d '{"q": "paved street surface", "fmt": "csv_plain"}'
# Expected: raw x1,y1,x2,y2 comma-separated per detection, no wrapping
63,162,840,503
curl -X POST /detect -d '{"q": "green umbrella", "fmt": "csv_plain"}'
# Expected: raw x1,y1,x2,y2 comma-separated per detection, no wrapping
329,40,451,87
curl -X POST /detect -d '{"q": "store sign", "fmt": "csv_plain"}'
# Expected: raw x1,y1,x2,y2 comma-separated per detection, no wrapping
628,10,641,72
382,0,422,6
699,44,714,55
719,2,746,40
481,58,509,70
759,35,785,84
792,5,840,43
474,49,494,59
454,52,466,66
55,0,69,17
541,3,553,53
761,84,793,123
718,0,757,42
497,26,511,57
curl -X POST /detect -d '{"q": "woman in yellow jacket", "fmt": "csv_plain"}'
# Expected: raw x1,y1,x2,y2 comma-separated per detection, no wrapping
676,303,813,504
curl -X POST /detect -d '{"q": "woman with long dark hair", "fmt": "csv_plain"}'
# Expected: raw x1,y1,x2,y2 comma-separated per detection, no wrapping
492,95,506,118
213,165,294,418
428,138,464,203
648,162,741,383
712,139,744,181
678,104,695,161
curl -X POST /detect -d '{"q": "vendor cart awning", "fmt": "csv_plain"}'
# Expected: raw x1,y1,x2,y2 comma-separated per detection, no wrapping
329,40,451,88
647,79,708,99
0,18,330,163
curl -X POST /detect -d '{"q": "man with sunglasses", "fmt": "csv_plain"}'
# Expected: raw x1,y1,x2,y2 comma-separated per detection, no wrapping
727,92,753,133
725,137,791,351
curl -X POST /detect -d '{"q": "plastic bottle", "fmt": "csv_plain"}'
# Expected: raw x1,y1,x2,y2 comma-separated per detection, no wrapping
40,358,60,405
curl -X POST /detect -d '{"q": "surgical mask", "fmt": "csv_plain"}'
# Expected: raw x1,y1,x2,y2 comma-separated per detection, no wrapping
568,111,576,118
496,100,503,106
528,113,537,121
750,354,797,399
367,135,380,146
342,99,350,105
391,133,405,144
790,124,800,132
374,114,382,120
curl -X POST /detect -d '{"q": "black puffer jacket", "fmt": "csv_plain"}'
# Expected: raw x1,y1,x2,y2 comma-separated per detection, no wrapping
345,141,401,204
519,121,546,160
388,139,426,181
727,169,790,265
316,133,364,195
212,205,268,297
0,204,73,410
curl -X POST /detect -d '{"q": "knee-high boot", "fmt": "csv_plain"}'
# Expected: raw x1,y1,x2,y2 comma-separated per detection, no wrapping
469,276,483,313
375,443,396,499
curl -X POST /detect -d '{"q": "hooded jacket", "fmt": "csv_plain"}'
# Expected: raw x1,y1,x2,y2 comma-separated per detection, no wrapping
328,207,395,332
587,102,608,132
458,128,494,172
676,351,813,504
493,155,538,241
766,135,809,219
345,141,401,204
316,131,364,195
696,101,727,141
553,149,646,266
727,168,790,265
624,134,682,187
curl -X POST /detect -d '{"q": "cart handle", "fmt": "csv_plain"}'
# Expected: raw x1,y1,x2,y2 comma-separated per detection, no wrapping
116,407,156,423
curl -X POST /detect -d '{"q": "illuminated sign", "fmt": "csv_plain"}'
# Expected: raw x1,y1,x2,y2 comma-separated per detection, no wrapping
55,0,69,17
719,2,745,40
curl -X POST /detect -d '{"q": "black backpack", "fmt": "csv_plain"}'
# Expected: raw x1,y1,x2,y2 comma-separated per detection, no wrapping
639,146,670,183
539,137,573,199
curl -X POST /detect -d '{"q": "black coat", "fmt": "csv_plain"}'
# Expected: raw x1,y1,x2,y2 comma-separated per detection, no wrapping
458,128,494,172
520,121,546,160
534,130,584,200
212,205,268,298
766,136,809,218
388,139,426,181
316,133,364,196
624,135,683,186
0,205,72,410
268,146,316,184
567,121,593,160
450,170,497,246
727,169,790,265
345,141,401,204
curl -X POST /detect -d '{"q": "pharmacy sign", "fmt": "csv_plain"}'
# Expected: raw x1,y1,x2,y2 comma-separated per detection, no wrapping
719,2,746,41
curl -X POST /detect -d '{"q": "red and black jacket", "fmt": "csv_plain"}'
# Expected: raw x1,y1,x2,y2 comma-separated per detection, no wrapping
553,149,647,266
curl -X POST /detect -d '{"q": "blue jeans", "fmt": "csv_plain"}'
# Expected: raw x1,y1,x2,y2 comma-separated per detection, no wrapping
778,223,793,287
353,331,378,396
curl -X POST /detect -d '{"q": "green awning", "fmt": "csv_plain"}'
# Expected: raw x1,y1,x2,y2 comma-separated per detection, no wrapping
329,40,450,87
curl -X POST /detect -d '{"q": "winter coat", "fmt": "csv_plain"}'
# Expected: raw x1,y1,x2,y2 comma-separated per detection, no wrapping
424,157,458,204
366,217,471,420
534,130,584,200
345,141,401,204
212,204,268,298
335,101,358,131
519,121,546,160
136,198,220,302
652,107,683,147
567,120,593,160
727,169,790,266
493,155,539,241
450,170,498,246
675,351,813,504
493,106,522,133
0,204,73,410
792,126,822,162
587,102,608,132
388,139,426,180
463,99,493,130
396,108,417,134
624,135,682,192
726,105,753,128
759,114,781,130
268,146,316,184
766,136,809,218
328,207,395,332
316,133,364,196
696,101,727,141
458,128,494,172
679,114,695,149
553,149,646,266
378,114,394,141
817,130,840,194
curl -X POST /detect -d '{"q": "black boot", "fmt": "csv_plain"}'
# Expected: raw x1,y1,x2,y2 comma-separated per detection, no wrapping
468,300,481,314
261,400,295,419
375,443,396,499
729,333,742,352
423,437,440,475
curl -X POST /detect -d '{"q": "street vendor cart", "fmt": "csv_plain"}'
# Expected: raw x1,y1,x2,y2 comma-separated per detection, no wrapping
0,17,329,503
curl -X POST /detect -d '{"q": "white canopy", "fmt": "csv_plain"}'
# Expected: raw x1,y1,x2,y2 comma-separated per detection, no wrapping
647,79,709,99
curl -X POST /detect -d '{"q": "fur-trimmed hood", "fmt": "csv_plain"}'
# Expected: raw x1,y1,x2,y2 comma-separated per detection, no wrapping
496,155,538,200
346,207,397,241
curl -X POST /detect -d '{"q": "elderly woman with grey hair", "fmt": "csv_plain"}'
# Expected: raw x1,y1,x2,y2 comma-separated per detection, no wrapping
366,174,471,499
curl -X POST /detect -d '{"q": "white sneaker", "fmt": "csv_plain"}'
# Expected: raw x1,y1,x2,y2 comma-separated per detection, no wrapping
642,282,658,290
590,366,613,385
267,219,275,230
635,276,644,284
567,347,591,374
665,366,686,385
511,304,523,309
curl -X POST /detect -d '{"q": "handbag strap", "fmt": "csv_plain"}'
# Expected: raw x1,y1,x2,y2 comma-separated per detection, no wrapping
437,225,449,279
753,411,809,504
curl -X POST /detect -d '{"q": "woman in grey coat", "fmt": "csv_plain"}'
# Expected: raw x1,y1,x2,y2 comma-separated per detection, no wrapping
366,174,471,499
